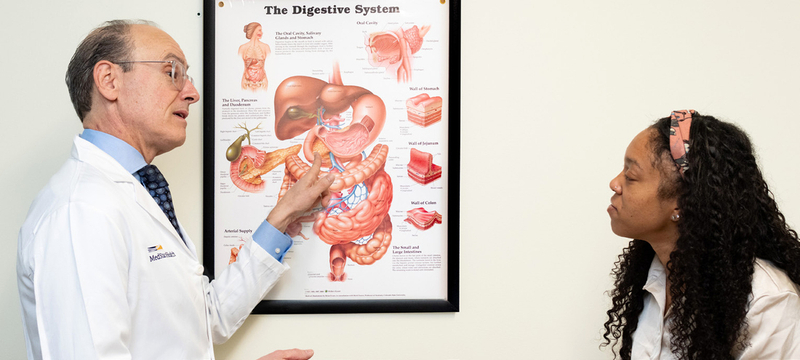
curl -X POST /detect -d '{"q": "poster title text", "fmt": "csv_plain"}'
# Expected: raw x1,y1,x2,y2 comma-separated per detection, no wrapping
264,5,400,17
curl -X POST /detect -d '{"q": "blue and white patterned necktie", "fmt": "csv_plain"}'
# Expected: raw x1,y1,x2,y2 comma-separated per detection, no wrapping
136,164,183,240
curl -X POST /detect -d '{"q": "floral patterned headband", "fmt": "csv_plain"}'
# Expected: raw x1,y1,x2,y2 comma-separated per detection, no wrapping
669,110,694,176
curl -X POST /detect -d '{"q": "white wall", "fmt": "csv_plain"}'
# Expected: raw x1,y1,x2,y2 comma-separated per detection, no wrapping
2,1,799,359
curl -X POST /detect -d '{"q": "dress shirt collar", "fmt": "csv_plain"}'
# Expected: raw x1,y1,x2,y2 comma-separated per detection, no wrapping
80,129,147,174
643,255,668,315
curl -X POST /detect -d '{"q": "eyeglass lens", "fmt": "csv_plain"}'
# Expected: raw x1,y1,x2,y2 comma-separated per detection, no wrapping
172,61,186,90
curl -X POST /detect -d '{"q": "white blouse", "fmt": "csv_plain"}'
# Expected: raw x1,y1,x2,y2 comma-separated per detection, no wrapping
631,256,800,360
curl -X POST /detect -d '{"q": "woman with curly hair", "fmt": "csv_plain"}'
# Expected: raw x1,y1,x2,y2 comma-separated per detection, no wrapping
602,110,800,360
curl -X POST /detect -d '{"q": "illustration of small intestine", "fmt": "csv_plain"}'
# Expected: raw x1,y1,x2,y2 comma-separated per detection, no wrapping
273,63,393,282
407,148,441,185
404,207,442,231
365,25,430,83
226,122,301,193
406,93,442,127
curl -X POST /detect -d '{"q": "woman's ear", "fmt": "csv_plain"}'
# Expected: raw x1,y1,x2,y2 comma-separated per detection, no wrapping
671,208,681,222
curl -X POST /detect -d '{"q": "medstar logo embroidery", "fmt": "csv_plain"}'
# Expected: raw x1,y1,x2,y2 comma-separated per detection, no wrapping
147,244,176,262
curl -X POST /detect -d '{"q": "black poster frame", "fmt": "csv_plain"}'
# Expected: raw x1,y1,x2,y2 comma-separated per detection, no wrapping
202,0,460,314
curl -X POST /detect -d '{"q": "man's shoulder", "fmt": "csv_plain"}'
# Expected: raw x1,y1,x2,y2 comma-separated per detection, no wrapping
21,154,136,235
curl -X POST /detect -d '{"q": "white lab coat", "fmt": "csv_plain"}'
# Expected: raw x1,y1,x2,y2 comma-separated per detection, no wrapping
17,136,287,359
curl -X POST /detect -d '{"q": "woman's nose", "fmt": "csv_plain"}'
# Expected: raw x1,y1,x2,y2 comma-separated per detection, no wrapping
609,173,622,194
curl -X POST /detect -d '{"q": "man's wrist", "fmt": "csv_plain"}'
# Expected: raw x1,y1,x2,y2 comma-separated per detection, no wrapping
266,208,291,233
252,220,293,262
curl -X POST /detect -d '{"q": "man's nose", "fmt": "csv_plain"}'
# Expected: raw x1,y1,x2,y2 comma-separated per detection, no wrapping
181,80,200,104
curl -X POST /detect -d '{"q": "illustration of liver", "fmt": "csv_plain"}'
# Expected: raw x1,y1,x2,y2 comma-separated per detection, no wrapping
274,63,394,282
404,207,442,231
406,93,442,127
273,66,386,159
407,148,441,185
365,25,430,83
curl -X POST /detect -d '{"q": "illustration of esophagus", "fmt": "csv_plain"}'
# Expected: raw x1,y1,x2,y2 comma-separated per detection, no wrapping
273,62,394,282
365,25,430,83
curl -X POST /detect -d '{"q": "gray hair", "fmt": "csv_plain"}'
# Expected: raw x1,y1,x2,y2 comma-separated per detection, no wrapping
65,19,158,121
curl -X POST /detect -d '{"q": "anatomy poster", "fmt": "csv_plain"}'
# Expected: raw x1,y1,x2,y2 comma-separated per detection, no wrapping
205,0,457,312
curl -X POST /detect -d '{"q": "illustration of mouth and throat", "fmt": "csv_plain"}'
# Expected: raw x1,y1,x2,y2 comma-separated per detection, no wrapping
365,25,430,83
227,63,393,282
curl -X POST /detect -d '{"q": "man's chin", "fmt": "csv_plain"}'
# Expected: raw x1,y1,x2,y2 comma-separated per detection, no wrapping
155,136,187,157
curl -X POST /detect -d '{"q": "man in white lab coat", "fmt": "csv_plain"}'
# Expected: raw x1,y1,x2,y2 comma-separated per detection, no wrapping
16,20,331,360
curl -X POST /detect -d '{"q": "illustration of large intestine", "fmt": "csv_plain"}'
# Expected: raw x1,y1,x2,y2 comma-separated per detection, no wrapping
226,122,301,193
274,63,392,282
365,25,430,83
404,207,442,231
239,22,271,91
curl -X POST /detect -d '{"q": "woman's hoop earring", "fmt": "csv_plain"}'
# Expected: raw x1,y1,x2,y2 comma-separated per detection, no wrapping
671,214,681,222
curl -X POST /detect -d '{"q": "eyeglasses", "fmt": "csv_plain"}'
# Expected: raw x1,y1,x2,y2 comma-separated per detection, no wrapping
115,60,193,91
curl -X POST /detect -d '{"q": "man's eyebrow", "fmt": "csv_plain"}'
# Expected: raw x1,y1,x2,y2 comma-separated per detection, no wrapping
163,52,189,68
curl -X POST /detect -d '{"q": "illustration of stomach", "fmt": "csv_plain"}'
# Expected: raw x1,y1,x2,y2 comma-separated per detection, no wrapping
406,93,442,127
273,68,386,160
274,63,393,281
365,25,430,83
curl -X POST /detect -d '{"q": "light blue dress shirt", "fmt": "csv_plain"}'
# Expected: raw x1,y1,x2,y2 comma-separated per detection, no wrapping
80,129,292,262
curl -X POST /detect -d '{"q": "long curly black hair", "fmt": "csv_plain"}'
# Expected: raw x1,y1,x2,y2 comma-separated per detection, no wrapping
601,113,800,359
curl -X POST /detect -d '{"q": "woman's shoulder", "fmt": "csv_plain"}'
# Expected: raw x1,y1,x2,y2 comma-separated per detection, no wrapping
739,259,800,359
752,258,800,300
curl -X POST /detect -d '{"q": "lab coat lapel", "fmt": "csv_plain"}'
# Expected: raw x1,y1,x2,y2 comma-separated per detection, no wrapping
131,182,188,248
73,136,190,253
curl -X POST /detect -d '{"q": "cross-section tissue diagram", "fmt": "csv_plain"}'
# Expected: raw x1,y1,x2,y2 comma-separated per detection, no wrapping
407,148,441,185
406,93,442,127
273,63,393,282
365,25,430,83
404,207,442,231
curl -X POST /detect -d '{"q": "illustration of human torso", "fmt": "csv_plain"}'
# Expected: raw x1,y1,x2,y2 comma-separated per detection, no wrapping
240,41,270,90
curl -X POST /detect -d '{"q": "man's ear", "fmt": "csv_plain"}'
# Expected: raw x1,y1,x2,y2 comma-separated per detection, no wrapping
93,60,120,101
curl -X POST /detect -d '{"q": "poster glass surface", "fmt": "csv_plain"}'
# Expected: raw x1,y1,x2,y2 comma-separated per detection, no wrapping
203,0,460,313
